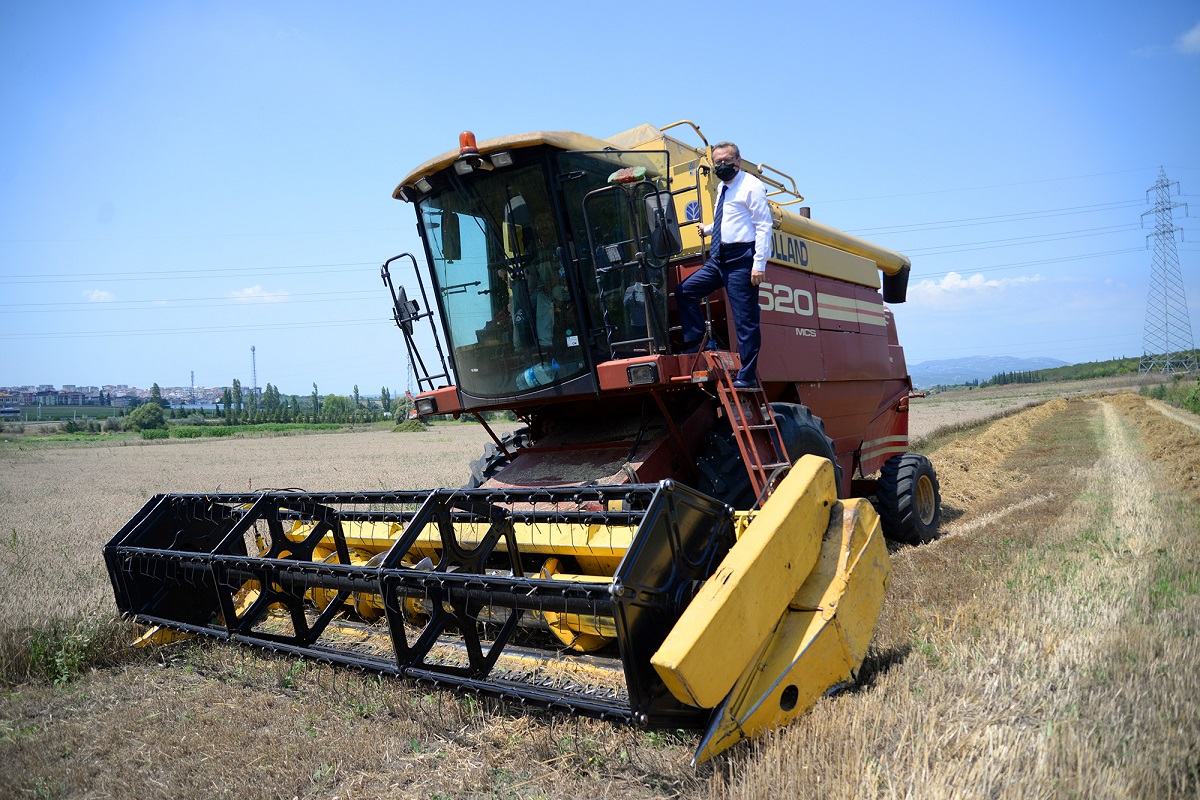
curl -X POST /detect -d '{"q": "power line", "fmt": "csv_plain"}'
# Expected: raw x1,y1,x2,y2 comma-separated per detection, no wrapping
0,260,382,285
904,223,1141,256
912,247,1144,281
0,289,381,312
847,198,1143,236
0,317,392,341
0,226,407,245
5,220,1152,293
818,167,1155,204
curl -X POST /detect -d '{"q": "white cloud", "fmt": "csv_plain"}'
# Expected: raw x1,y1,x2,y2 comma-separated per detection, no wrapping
84,289,115,302
1132,22,1200,58
229,285,289,303
908,271,1043,308
1177,21,1200,54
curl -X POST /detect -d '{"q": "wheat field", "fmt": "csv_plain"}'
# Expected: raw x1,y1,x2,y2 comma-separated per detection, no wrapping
1,391,1197,799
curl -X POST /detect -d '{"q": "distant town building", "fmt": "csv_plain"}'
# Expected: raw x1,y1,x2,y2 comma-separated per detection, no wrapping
1,383,243,408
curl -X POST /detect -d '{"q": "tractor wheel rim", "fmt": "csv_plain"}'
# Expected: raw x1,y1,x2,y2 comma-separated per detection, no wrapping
916,475,936,526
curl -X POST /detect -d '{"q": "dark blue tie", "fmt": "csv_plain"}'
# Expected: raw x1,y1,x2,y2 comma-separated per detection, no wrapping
711,185,727,258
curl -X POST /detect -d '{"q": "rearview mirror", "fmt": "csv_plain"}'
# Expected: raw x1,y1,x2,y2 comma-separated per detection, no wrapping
441,211,461,262
393,285,420,336
504,195,531,259
644,191,682,260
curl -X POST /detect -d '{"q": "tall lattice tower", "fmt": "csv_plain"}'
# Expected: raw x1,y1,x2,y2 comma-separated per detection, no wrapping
1140,168,1196,374
251,345,259,409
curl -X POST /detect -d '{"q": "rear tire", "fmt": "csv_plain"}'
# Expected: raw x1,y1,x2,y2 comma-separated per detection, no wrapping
877,453,941,545
463,427,531,488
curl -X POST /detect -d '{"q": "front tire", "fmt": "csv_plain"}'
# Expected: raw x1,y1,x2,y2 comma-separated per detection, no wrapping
693,424,755,509
692,403,840,510
877,453,941,545
463,427,531,489
770,403,841,496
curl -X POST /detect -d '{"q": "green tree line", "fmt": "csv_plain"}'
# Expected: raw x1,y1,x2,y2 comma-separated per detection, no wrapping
124,378,413,426
980,356,1145,388
212,380,410,425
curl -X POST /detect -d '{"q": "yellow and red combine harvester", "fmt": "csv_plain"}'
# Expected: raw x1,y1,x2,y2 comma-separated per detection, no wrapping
105,122,940,763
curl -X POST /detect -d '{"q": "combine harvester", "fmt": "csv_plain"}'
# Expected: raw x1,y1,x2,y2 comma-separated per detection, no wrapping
105,122,940,763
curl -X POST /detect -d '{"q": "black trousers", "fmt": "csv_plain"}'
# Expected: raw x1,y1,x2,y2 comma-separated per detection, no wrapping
677,242,759,383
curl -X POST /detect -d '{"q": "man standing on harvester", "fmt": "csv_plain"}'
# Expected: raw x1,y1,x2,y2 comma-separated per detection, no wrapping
679,140,773,389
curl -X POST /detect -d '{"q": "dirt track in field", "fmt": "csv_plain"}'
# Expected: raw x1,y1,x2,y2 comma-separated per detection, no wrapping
1,393,1197,798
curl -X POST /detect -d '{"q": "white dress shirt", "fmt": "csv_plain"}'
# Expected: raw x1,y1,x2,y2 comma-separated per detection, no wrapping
702,169,773,273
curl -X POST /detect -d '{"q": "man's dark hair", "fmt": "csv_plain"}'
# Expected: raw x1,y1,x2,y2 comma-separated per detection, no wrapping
712,141,740,160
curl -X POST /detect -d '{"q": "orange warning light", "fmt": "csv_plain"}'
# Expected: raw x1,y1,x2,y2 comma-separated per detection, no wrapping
459,131,479,156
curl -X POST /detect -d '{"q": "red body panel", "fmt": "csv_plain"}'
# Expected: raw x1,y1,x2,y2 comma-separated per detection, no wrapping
703,259,914,482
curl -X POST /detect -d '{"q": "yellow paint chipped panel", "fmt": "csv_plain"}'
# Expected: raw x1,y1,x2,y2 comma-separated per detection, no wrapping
693,498,890,763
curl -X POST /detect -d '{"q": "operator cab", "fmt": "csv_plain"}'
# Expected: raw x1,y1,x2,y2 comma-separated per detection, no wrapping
389,132,683,410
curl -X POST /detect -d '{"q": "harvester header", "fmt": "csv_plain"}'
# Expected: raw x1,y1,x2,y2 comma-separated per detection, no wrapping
106,458,889,761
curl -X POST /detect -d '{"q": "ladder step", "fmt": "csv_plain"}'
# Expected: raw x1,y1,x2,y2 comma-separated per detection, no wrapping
714,373,788,504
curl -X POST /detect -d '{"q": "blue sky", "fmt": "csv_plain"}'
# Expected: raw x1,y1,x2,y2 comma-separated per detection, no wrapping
2,1,1198,395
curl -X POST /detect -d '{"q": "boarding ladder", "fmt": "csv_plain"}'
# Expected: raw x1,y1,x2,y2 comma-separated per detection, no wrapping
702,352,790,505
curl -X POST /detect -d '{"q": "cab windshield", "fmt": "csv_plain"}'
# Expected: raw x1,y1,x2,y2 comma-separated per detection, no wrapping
420,164,586,397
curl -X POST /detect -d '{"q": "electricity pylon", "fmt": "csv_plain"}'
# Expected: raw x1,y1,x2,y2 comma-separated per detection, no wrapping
1140,168,1196,374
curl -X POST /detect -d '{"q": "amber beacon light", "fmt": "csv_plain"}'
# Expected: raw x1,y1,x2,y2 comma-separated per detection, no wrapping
458,130,479,155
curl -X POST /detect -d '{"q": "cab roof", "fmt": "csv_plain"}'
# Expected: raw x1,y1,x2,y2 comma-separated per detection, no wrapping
394,130,619,199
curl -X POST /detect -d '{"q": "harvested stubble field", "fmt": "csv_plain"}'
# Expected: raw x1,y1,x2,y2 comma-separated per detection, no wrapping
905,373,1156,443
1,392,1198,799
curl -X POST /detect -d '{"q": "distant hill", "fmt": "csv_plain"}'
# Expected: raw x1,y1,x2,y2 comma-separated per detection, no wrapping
909,356,1071,388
